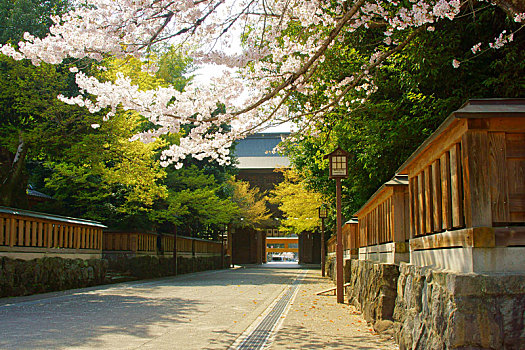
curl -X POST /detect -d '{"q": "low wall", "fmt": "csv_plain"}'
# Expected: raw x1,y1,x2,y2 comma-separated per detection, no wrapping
394,263,525,350
325,255,351,283
0,256,107,297
105,253,223,279
346,259,399,328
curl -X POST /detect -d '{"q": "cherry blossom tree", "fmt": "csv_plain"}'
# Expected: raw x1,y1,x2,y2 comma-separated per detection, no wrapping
1,0,523,167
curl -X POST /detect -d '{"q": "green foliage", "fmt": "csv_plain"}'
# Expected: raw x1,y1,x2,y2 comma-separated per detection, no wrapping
282,4,524,224
0,0,70,45
227,177,271,229
269,169,322,235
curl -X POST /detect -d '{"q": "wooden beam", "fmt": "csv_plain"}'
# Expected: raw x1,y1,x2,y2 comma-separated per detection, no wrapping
410,227,495,250
403,119,468,177
495,227,525,246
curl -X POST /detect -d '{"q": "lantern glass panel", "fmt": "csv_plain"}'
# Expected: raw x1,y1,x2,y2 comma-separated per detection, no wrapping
331,155,347,176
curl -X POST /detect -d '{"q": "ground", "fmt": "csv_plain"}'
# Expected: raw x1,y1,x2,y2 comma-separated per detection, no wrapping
0,264,397,349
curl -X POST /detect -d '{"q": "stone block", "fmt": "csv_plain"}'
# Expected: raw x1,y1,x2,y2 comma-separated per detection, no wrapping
393,263,525,349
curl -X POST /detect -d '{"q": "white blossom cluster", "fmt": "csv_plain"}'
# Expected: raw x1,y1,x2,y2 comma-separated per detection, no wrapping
0,0,522,167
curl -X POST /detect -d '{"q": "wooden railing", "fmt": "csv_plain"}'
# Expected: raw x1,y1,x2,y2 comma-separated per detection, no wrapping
408,142,465,237
326,219,359,255
342,219,359,252
355,176,409,248
0,207,104,251
104,232,222,255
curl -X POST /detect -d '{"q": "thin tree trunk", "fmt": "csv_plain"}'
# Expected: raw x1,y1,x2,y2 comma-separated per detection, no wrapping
0,134,28,207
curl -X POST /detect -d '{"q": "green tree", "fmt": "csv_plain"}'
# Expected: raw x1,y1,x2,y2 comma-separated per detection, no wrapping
228,177,271,229
269,169,322,235
282,3,524,221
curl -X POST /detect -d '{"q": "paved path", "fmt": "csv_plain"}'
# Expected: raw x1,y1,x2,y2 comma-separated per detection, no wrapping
0,264,397,349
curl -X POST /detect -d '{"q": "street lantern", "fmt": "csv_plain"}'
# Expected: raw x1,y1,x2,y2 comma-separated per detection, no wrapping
324,147,350,179
318,206,328,219
318,205,328,277
324,146,349,304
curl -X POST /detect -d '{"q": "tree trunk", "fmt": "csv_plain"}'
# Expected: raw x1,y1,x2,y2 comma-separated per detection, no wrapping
494,0,525,17
0,134,29,207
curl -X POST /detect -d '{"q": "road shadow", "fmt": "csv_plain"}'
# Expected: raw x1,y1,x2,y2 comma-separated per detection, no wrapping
0,289,201,349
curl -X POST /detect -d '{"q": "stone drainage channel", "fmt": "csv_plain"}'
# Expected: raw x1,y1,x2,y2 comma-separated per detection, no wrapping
231,270,307,350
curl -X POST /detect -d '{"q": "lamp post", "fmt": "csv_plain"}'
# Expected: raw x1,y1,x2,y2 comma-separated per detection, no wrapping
324,147,349,304
318,205,328,277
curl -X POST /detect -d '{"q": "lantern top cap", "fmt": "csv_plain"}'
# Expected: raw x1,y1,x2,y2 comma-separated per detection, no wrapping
323,146,350,159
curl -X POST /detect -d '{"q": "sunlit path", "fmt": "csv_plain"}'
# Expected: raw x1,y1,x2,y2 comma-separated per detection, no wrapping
0,266,305,349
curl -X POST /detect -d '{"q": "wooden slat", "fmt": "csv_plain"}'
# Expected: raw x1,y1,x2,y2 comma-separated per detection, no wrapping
417,172,425,235
76,226,81,249
37,222,43,247
31,222,37,247
18,219,24,246
488,132,510,223
65,226,70,248
432,160,442,232
450,143,464,228
59,225,64,247
440,152,452,230
409,178,417,238
378,203,383,243
68,226,74,248
424,166,433,234
393,187,407,242
25,220,31,246
462,131,492,227
53,224,59,248
47,223,53,248
5,218,11,246
506,159,525,221
10,218,16,247
0,217,4,245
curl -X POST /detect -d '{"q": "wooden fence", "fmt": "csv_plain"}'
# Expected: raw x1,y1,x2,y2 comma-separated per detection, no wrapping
103,232,222,255
397,99,525,250
355,176,409,248
0,207,105,259
326,219,358,255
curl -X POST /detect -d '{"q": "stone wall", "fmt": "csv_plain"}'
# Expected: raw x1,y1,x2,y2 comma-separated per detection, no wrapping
394,263,525,350
105,253,223,279
324,255,351,283
346,259,399,328
0,257,107,297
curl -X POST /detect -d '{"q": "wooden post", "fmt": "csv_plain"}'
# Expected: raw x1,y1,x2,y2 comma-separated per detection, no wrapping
221,227,225,269
462,130,492,228
0,217,4,245
321,218,326,277
173,226,178,275
392,186,407,242
336,178,344,304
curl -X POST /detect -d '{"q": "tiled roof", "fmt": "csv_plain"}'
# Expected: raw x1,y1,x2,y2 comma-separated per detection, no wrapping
235,133,289,157
235,133,290,169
